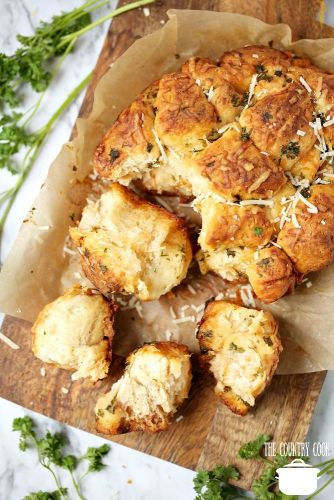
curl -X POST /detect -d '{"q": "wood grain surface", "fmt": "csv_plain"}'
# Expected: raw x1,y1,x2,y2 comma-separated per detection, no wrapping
1,0,332,490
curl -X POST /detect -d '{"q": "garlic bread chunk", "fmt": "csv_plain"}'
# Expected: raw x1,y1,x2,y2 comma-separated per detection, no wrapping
195,195,273,282
196,128,286,201
94,82,160,181
32,285,115,381
95,342,192,434
246,246,295,303
70,184,192,301
198,301,282,415
239,83,315,171
277,184,334,274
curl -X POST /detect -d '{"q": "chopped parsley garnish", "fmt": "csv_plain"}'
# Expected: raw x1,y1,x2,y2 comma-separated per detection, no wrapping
262,112,272,122
229,342,245,353
258,257,270,267
109,148,120,163
253,226,263,236
146,142,153,152
240,127,250,142
274,69,283,77
280,141,300,159
206,129,222,143
231,92,249,107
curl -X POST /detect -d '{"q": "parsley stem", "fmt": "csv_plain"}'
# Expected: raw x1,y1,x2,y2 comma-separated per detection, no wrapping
305,473,334,499
0,72,92,238
58,0,155,48
32,434,68,500
318,462,334,477
69,469,85,500
313,457,334,468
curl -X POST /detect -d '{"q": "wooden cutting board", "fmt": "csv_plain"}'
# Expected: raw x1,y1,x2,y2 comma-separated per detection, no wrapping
0,0,332,490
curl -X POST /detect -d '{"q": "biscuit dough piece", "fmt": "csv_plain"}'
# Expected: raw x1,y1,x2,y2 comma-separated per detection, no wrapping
70,184,192,301
246,246,296,303
196,128,286,200
239,83,316,171
277,184,334,274
95,342,192,434
32,285,116,381
197,301,282,415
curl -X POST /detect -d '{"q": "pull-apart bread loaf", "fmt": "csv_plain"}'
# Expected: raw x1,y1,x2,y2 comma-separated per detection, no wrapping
95,342,192,434
32,285,116,381
92,44,334,303
197,301,282,415
70,183,192,301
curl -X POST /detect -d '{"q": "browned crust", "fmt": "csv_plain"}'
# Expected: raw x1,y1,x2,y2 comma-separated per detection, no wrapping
203,205,274,248
246,246,296,303
155,71,218,137
277,184,334,274
218,45,313,92
240,83,315,169
197,129,286,200
93,82,159,178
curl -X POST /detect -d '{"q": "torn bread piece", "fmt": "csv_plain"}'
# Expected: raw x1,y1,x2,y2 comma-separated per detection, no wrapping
32,285,116,381
197,301,282,415
70,184,192,301
95,342,192,434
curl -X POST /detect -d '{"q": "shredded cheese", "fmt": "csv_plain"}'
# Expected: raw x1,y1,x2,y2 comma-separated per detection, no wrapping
324,118,334,128
152,128,168,162
0,332,20,350
245,74,258,108
240,199,274,206
173,316,196,324
299,76,312,93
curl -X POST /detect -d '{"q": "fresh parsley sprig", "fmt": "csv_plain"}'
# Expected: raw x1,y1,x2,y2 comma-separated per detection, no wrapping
194,465,248,500
12,416,111,500
0,0,154,109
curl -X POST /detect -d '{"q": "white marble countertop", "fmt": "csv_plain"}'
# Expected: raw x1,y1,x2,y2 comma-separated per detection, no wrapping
1,1,334,499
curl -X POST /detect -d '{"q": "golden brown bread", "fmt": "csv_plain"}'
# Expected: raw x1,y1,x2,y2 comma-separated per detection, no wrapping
197,300,282,415
239,83,316,171
246,246,296,303
70,183,192,301
277,184,334,274
91,44,334,303
196,128,286,200
32,285,116,381
182,57,244,124
95,342,192,434
94,82,160,181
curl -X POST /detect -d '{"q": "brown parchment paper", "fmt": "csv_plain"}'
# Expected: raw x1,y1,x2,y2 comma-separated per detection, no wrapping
1,10,334,374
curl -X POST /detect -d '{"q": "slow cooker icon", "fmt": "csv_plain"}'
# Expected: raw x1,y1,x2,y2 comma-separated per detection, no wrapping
276,458,320,495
